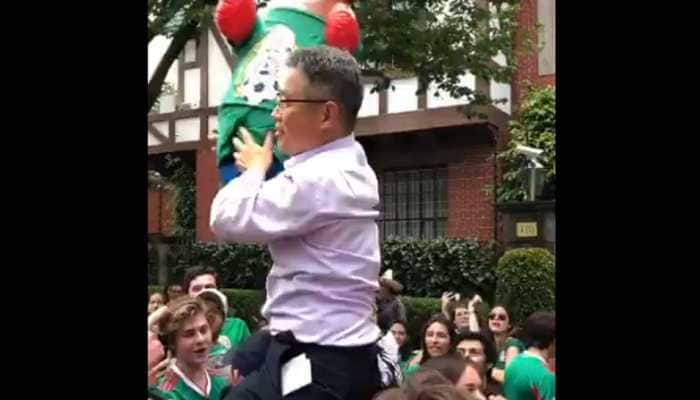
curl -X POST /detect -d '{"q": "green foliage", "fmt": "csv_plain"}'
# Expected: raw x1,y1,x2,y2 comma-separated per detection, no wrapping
381,238,501,300
357,0,520,118
164,155,196,240
494,247,555,326
400,295,441,350
497,85,556,202
148,0,212,40
219,288,268,329
148,1,520,116
156,239,499,298
179,242,273,290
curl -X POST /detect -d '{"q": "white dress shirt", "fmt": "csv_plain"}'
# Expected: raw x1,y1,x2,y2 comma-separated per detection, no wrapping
210,134,381,346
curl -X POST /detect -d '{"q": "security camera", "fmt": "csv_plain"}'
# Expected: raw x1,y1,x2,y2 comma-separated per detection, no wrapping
515,144,544,158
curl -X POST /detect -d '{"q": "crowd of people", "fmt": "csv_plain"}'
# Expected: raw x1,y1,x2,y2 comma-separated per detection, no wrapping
148,268,555,400
147,45,555,400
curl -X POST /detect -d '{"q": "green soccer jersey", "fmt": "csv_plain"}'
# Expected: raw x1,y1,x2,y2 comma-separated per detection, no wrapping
503,352,556,400
495,336,525,370
217,7,331,169
220,317,251,349
401,350,422,378
207,317,251,379
152,366,228,400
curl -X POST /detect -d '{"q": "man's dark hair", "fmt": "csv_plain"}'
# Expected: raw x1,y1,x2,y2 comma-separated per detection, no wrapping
286,45,363,131
454,330,498,366
522,311,555,349
182,265,218,293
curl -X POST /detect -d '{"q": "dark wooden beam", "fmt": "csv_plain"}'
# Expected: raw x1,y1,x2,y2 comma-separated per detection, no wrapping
148,141,200,155
148,107,218,122
210,24,237,71
148,124,170,143
355,104,508,137
378,90,388,114
177,52,185,106
199,21,210,141
183,61,199,69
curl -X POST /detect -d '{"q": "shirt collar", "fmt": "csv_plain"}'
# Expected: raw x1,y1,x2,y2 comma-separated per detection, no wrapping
283,134,355,169
171,362,211,397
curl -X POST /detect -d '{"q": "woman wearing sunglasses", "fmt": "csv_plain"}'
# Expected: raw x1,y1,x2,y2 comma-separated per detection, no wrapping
484,305,525,387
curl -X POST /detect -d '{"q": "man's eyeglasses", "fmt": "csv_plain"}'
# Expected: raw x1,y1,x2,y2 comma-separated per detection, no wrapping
488,313,507,321
275,94,333,110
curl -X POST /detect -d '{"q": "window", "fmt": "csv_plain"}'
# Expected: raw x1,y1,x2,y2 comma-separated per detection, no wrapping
377,167,448,240
538,0,556,75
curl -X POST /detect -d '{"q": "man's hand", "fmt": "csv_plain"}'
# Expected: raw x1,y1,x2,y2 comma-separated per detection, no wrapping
233,127,273,175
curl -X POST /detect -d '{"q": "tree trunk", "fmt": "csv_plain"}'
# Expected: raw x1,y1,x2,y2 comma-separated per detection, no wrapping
148,20,200,113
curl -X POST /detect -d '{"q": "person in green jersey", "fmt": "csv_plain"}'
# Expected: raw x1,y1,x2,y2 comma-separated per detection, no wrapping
198,288,252,383
486,305,525,381
151,296,229,400
503,311,555,400
184,266,253,352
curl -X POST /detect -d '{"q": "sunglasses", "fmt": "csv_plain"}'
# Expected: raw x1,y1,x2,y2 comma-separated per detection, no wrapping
488,313,507,321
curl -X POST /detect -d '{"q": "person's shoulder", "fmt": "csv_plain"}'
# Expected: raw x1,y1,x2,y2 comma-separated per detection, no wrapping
157,369,181,393
512,353,550,374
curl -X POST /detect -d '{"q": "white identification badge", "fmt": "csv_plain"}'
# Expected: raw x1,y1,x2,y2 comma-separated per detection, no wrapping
281,352,313,396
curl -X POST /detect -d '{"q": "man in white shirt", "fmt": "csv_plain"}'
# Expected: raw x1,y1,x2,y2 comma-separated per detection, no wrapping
211,45,382,399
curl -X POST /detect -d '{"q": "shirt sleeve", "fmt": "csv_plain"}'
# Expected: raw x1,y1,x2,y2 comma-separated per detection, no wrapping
209,168,326,243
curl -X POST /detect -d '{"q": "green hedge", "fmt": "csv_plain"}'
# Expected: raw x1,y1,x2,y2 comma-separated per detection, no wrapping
153,238,500,300
381,238,501,299
494,248,555,327
181,242,273,290
149,286,440,351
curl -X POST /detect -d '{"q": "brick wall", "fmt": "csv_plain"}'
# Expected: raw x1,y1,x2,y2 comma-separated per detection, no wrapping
148,189,174,236
195,146,218,242
361,127,497,242
446,144,496,241
512,0,556,110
